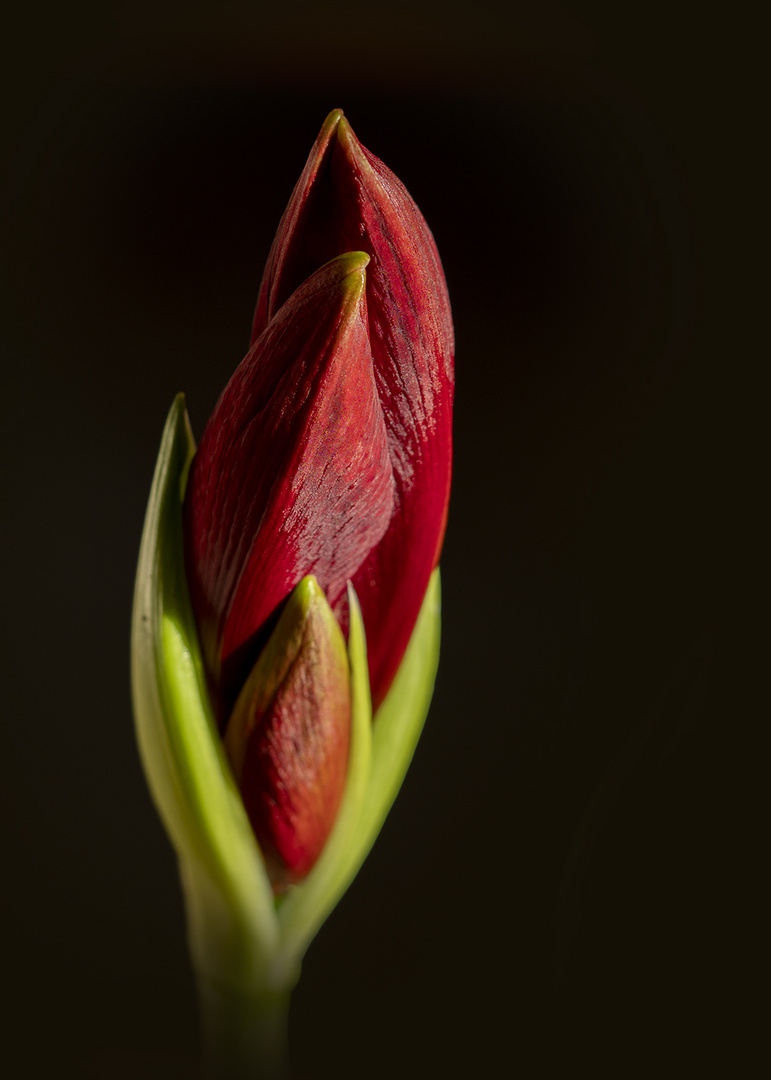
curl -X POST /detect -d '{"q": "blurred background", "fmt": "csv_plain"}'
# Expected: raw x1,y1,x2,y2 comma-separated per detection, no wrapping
1,2,753,1078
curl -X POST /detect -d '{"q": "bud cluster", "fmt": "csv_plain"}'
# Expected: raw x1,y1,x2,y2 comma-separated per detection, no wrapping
182,110,454,890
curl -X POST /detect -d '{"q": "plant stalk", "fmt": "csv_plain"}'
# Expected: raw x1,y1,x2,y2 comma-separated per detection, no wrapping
198,976,292,1080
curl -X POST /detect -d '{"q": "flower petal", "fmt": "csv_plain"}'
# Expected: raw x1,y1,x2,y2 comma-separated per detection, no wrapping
185,252,395,713
253,110,453,709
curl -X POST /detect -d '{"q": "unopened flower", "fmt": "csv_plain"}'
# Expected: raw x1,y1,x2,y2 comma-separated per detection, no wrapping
190,109,453,721
132,114,453,1042
180,110,454,890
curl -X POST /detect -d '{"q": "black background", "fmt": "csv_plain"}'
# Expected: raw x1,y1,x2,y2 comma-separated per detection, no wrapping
1,3,756,1078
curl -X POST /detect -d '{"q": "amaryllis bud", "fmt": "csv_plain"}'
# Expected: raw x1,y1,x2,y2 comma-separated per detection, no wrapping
253,109,453,710
132,111,450,1076
181,113,452,892
185,250,395,715
224,575,350,891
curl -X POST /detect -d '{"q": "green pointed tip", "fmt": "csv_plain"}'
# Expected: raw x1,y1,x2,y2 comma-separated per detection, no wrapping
316,251,370,291
313,252,369,315
280,575,345,657
322,107,345,132
272,574,345,651
335,250,370,277
335,251,371,308
283,573,322,622
307,110,346,180
334,114,364,162
299,578,349,676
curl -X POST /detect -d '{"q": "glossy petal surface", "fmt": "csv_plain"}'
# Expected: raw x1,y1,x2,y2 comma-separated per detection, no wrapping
185,252,395,712
253,110,454,708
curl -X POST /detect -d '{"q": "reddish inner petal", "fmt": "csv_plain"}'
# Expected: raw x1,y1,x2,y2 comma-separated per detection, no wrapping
238,596,351,891
185,256,395,713
251,113,454,708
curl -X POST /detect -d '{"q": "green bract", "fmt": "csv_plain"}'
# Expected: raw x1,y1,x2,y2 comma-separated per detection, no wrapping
131,394,441,1005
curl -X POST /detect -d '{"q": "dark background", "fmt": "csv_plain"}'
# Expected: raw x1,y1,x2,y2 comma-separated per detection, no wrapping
1,3,755,1078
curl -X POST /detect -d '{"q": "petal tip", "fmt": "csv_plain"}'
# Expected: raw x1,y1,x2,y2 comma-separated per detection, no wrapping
323,107,345,130
336,250,370,276
325,251,370,307
290,573,322,615
334,114,365,160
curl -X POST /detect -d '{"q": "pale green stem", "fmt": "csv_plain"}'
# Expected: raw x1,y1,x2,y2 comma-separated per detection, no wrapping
197,977,292,1080
178,857,292,1079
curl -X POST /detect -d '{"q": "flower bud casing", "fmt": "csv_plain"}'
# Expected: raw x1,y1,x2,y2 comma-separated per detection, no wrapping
131,396,279,992
253,110,453,709
224,576,351,892
132,110,453,1075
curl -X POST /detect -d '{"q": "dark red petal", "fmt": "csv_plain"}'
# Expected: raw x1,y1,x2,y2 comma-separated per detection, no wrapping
253,110,453,709
184,252,395,712
224,577,350,891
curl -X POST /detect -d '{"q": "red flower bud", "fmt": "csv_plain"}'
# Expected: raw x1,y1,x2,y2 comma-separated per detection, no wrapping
253,110,454,710
182,114,453,886
223,576,350,891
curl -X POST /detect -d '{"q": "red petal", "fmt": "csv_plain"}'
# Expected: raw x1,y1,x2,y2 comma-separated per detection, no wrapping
224,577,350,890
185,253,395,712
253,110,454,709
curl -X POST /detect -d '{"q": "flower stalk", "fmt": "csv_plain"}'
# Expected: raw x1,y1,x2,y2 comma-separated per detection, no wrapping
131,108,450,1078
